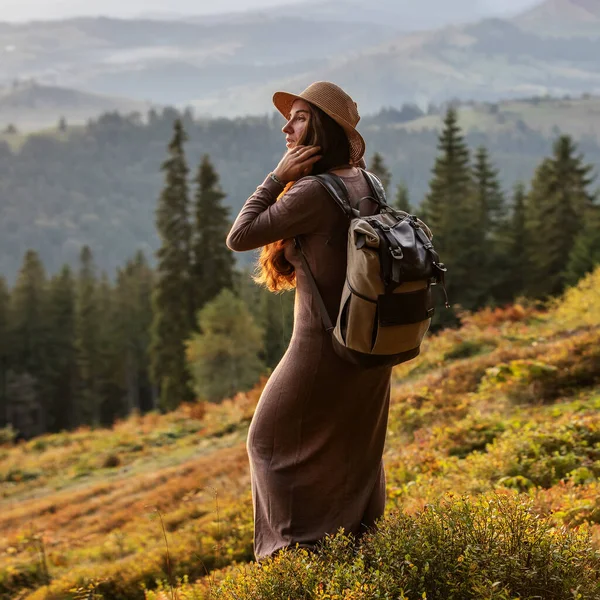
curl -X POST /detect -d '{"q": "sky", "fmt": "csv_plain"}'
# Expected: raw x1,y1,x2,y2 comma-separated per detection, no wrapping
1,0,541,23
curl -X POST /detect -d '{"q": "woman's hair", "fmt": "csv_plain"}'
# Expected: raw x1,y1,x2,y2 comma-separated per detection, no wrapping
253,104,351,292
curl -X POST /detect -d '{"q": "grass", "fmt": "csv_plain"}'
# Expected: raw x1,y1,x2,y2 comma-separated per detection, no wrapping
1,269,600,599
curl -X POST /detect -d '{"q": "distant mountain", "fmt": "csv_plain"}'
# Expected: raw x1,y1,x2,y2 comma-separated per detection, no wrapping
243,0,499,30
2,0,600,123
515,0,600,34
0,82,150,131
0,16,396,109
192,3,600,116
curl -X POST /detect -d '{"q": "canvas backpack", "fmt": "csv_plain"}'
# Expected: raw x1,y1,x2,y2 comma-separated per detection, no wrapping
294,169,449,369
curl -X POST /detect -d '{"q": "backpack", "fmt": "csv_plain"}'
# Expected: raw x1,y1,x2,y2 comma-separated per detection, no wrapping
294,169,449,369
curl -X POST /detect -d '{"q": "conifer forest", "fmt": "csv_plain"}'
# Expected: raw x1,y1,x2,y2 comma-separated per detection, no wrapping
1,107,599,438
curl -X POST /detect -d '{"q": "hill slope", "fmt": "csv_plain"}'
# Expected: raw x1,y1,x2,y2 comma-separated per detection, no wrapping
1,268,600,599
515,0,600,34
0,82,151,131
2,1,600,114
0,15,396,107
194,13,600,116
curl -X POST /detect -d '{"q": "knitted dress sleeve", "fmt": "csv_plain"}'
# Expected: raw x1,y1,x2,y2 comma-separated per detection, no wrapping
226,175,326,252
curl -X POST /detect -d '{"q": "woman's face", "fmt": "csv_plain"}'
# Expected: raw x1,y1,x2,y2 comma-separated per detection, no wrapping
282,99,311,149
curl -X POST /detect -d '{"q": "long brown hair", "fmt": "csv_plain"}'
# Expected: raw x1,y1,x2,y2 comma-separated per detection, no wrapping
254,104,351,292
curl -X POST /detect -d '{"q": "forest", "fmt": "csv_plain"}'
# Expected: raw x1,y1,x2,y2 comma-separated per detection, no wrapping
1,96,600,282
1,105,599,440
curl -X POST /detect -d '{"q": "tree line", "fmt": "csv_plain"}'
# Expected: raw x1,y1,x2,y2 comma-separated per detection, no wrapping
2,99,600,282
1,110,599,439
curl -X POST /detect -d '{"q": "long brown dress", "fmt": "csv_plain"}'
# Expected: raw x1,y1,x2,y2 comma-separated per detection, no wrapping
226,171,393,560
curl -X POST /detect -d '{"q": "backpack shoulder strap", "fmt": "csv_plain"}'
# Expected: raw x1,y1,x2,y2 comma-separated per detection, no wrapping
293,172,357,335
304,174,359,219
360,169,388,208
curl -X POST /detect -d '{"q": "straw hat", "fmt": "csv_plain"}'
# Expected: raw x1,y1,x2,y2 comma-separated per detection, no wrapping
272,81,366,164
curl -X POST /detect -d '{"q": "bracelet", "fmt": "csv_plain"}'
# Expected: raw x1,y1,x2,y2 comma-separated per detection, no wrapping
269,172,285,187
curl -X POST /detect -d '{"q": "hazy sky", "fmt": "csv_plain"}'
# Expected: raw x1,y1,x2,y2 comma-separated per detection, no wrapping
1,0,540,22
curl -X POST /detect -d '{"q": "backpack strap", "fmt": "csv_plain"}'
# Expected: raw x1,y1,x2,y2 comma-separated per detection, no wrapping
360,169,388,208
293,170,393,334
293,173,357,335
304,174,359,219
293,237,335,333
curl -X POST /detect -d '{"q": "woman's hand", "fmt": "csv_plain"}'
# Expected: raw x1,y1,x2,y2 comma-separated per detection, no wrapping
273,145,321,184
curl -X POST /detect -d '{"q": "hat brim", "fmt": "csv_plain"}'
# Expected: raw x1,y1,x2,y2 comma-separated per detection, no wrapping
273,90,366,164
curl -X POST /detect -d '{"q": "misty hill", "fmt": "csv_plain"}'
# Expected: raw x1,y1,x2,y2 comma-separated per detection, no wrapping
0,93,599,283
0,82,150,132
0,15,396,107
3,1,597,120
400,94,600,139
193,5,600,116
516,0,600,34
242,0,504,30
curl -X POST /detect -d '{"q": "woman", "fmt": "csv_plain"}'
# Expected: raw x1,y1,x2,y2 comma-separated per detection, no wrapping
226,81,393,560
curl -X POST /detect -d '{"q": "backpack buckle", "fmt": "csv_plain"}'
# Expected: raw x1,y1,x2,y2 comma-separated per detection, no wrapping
390,247,403,260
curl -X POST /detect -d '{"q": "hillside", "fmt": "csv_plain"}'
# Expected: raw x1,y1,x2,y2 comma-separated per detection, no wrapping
515,0,600,35
195,13,600,116
1,268,600,599
0,82,151,132
0,16,396,108
2,1,600,116
397,94,600,138
249,0,502,29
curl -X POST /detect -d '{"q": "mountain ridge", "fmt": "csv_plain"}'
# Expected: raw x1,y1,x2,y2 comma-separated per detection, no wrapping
0,82,151,131
191,13,600,116
2,1,600,122
515,0,600,33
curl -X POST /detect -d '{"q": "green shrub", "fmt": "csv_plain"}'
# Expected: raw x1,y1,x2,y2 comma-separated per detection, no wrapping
0,425,17,445
0,467,41,483
479,360,559,404
492,418,600,488
445,417,506,458
444,340,494,361
211,494,600,600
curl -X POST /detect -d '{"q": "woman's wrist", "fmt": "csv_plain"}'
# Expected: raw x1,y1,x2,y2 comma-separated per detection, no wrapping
270,171,286,187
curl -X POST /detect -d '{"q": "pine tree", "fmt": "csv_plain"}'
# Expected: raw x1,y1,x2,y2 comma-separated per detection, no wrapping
187,289,265,403
488,182,529,304
0,277,9,427
472,146,507,305
191,154,235,321
9,251,48,376
421,107,478,320
8,251,48,432
96,272,124,425
115,251,155,414
368,152,392,195
150,119,195,411
46,266,76,431
75,245,101,426
564,204,600,286
525,135,595,298
507,182,528,299
473,147,505,235
393,181,412,214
